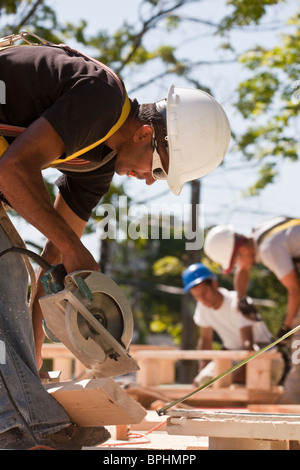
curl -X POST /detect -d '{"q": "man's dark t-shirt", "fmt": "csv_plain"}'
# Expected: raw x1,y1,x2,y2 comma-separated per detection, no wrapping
0,45,133,220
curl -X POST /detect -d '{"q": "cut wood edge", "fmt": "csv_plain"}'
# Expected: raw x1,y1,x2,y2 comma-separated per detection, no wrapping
45,377,147,427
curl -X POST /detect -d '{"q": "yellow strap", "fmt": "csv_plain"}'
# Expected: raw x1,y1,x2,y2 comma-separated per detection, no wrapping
0,136,9,157
259,218,300,243
0,96,130,167
46,94,131,168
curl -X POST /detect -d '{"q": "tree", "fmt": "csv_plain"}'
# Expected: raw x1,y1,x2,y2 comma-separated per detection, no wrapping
231,4,300,195
1,0,298,365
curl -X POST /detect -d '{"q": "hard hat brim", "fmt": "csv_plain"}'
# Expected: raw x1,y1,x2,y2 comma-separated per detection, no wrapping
184,273,217,292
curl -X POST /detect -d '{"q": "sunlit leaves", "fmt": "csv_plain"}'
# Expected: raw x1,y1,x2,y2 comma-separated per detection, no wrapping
233,3,300,192
221,0,286,30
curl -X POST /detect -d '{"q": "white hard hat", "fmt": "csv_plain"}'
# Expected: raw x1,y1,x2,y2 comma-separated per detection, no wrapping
155,85,231,195
204,225,235,272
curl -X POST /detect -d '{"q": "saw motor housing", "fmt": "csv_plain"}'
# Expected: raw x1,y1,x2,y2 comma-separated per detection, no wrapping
39,270,139,378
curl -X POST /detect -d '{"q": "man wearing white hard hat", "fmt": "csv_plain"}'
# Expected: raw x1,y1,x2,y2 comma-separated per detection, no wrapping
0,33,231,448
204,217,300,403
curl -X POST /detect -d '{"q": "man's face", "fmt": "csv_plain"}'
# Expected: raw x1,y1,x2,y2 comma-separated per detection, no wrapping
114,125,169,187
235,244,255,270
190,281,220,309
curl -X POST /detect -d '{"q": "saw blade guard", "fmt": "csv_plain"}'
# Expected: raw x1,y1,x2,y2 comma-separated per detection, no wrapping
64,270,134,355
40,270,139,377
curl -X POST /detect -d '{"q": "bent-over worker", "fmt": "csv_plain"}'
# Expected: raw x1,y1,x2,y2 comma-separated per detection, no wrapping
0,33,230,449
204,217,300,402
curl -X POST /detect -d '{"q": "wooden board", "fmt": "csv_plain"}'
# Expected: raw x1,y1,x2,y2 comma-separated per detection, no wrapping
45,377,147,427
138,384,282,407
132,349,282,389
166,409,300,449
247,404,300,414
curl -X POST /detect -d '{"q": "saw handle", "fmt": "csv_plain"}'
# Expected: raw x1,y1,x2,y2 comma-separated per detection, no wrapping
41,264,67,294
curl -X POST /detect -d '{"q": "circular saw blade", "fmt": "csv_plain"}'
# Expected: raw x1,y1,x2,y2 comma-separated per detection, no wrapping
77,292,124,345
65,271,134,355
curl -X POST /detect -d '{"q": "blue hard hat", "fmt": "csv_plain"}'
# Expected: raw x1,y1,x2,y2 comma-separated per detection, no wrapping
182,263,217,292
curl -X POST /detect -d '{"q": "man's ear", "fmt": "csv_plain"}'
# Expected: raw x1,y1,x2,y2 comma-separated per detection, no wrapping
133,125,153,143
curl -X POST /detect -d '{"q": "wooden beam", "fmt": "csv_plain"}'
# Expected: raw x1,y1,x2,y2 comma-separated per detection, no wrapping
166,409,300,450
132,349,282,361
248,404,300,413
45,377,147,427
140,384,282,406
132,349,282,389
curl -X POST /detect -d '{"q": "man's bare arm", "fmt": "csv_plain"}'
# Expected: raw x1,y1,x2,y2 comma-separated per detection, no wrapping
31,192,95,369
0,116,99,273
280,269,300,328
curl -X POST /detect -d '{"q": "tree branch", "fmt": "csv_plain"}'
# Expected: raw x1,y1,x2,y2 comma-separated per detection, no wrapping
11,0,44,32
116,0,198,74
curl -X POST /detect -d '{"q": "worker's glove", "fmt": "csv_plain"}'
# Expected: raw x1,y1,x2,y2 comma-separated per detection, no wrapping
275,324,292,348
238,296,261,322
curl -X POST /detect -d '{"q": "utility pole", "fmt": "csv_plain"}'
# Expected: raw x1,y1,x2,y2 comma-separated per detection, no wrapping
178,180,201,383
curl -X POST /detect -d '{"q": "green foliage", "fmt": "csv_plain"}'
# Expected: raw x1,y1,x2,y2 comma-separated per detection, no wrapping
236,71,279,117
150,310,182,345
152,255,184,277
220,0,286,30
244,162,277,196
233,7,300,193
0,0,22,14
110,217,189,343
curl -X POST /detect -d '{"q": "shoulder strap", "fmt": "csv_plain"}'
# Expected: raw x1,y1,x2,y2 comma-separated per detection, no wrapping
45,94,130,168
0,136,9,156
256,217,300,246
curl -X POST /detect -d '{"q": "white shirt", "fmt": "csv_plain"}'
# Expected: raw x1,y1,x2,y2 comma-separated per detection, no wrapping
253,217,300,280
193,287,271,350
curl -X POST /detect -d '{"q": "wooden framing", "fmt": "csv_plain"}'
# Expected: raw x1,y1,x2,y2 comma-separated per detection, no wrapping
130,345,177,385
42,344,284,406
132,349,282,388
130,384,282,408
42,343,87,380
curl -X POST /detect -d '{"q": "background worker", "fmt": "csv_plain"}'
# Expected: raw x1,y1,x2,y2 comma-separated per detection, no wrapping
182,263,283,387
0,34,231,448
204,217,300,402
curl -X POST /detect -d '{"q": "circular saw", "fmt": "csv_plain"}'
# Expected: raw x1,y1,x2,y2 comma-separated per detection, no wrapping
39,269,139,378
0,246,139,378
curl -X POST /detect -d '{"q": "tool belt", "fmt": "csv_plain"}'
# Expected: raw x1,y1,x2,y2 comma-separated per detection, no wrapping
0,31,131,166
